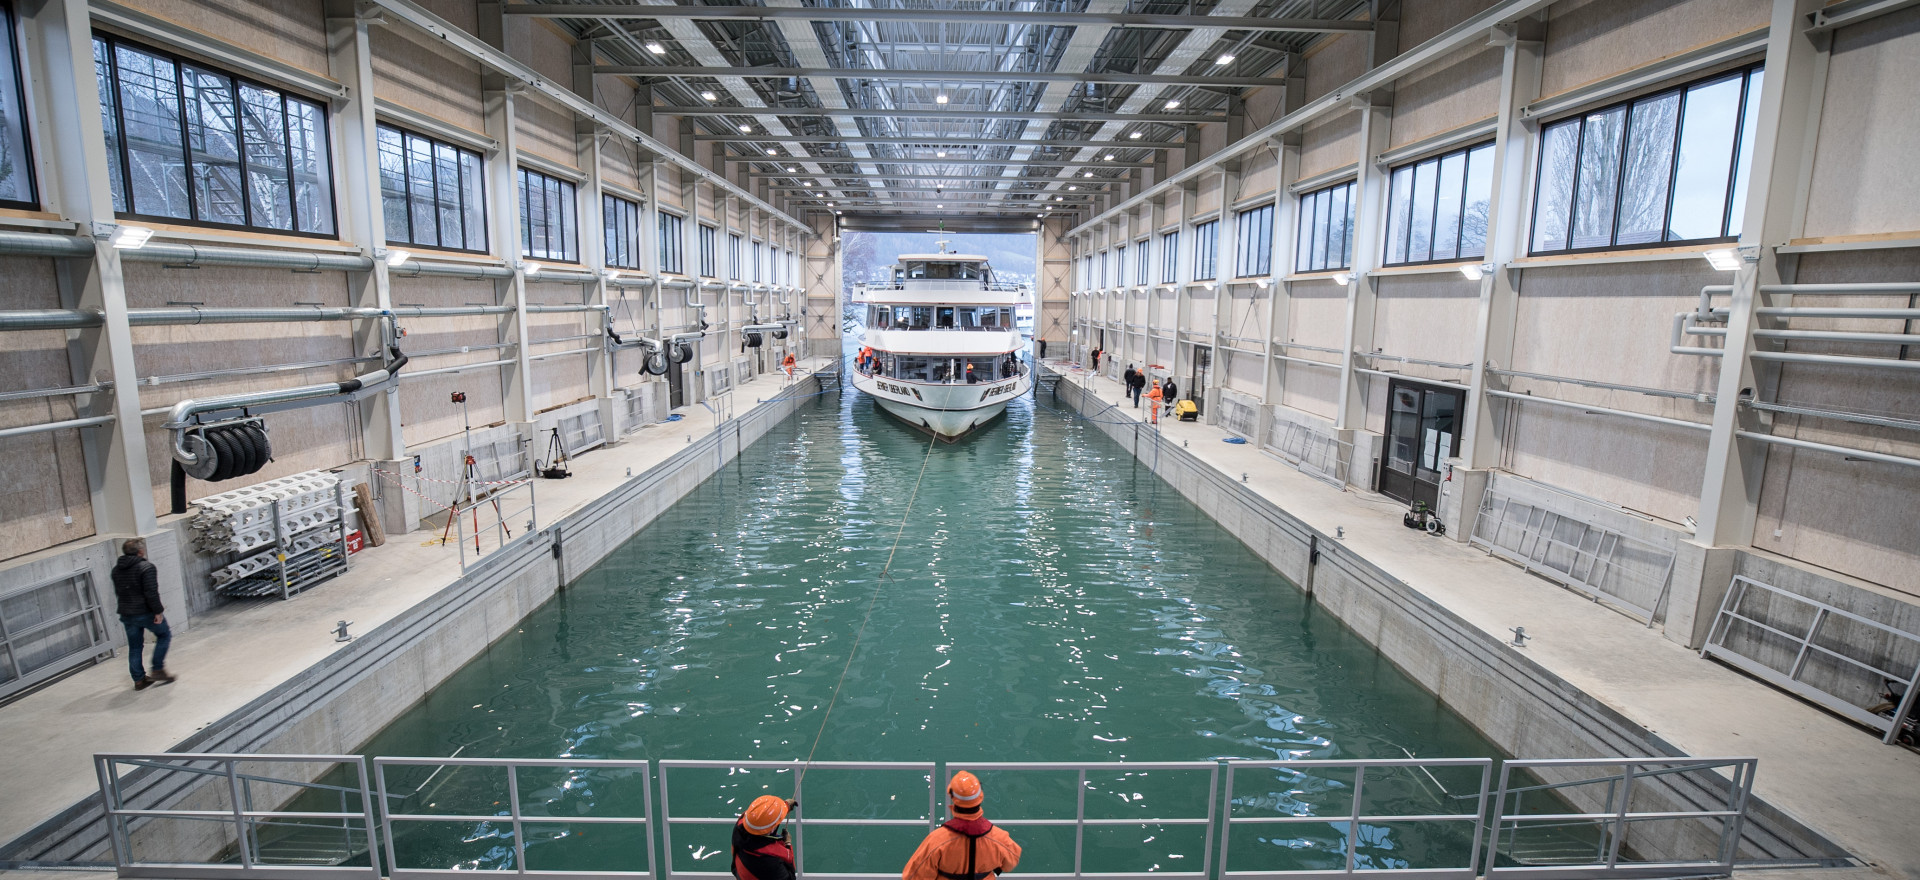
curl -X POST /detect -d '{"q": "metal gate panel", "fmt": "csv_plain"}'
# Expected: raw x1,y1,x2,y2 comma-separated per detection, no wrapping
0,570,114,703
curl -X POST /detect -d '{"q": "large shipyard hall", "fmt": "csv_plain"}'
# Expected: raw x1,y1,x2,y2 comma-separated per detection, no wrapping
1,2,1918,880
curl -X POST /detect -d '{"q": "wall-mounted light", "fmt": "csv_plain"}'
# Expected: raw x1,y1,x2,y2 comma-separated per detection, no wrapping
1256,278,1271,289
1703,248,1742,271
644,42,667,55
109,225,153,249
1203,281,1216,291
1332,271,1353,286
1459,262,1494,281
385,248,411,267
523,263,542,277
605,269,622,282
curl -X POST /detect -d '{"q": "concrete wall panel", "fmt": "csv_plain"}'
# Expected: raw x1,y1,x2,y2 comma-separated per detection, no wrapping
1371,274,1479,368
131,0,328,78
1801,6,1920,239
1540,0,1767,99
371,25,484,136
1389,0,1503,149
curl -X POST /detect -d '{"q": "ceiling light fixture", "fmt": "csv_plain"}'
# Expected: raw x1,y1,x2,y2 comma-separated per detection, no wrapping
1703,248,1743,271
1104,154,1115,161
1215,53,1234,65
766,149,778,156
700,90,717,101
645,42,666,55
738,124,752,132
1164,99,1180,109
935,94,948,104
1129,132,1143,139
1083,172,1094,178
936,151,946,158
1068,185,1078,191
786,166,798,172
802,181,812,187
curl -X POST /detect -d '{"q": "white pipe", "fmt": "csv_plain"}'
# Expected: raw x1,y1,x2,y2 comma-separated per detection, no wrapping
1487,389,1711,433
1737,430,1920,470
0,414,115,441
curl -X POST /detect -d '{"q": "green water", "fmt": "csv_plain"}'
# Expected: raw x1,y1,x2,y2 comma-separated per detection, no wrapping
348,389,1526,875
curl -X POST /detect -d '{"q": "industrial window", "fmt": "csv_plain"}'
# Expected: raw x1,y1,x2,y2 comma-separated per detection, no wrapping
1114,244,1127,286
1530,65,1764,255
698,224,716,277
95,33,335,235
1385,141,1494,265
1159,231,1178,283
375,123,484,252
602,194,641,270
517,167,577,262
657,211,683,274
1135,241,1149,287
729,232,743,280
1192,219,1218,280
1235,203,1275,277
753,241,764,283
1294,180,1356,273
0,3,37,209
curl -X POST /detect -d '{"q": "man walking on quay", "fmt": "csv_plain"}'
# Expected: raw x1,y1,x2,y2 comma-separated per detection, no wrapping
903,771,1021,880
112,538,175,690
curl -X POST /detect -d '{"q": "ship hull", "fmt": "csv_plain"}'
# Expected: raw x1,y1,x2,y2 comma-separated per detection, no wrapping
852,371,1032,440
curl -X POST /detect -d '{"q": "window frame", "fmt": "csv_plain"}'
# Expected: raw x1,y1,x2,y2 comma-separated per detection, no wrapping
657,210,684,274
375,121,487,253
1292,179,1357,274
1526,63,1763,257
728,232,743,281
517,165,578,263
96,30,338,238
1383,140,1495,268
1234,202,1275,278
1159,231,1179,284
698,224,717,278
1192,218,1219,281
601,192,641,270
0,1,38,210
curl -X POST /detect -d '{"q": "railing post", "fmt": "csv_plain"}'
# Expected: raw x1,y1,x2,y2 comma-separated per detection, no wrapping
1345,766,1364,874
94,757,130,870
227,760,256,870
1073,768,1086,877
1606,764,1636,869
507,765,527,874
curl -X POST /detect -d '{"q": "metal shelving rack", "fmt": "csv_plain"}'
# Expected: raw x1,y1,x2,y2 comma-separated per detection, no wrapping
213,482,350,600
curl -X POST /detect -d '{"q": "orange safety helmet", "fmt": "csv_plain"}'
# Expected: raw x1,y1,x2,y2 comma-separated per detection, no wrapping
948,770,984,810
741,795,790,835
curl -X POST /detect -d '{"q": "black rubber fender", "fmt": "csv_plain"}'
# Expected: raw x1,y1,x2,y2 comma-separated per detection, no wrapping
245,424,273,468
771,329,788,340
745,332,764,349
644,351,670,375
223,426,261,479
207,429,240,482
669,342,694,364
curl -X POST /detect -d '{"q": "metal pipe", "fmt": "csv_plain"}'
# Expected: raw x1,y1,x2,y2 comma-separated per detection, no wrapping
1737,430,1920,470
167,348,408,464
399,357,516,380
0,414,115,441
387,305,515,317
524,268,600,284
391,260,515,279
1487,389,1712,433
1744,399,1920,433
0,383,111,404
0,309,104,331
1758,307,1920,319
121,242,374,272
1751,350,1920,370
524,304,609,314
1490,367,1714,403
1686,324,1920,346
1357,351,1474,371
527,346,598,362
1760,282,1920,294
1354,366,1472,390
0,230,95,258
125,306,386,326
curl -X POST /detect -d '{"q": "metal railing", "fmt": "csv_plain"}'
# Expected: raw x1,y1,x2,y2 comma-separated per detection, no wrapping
1485,758,1755,880
1702,575,1920,745
1221,759,1491,880
93,755,1762,880
1264,419,1352,489
454,445,539,572
0,570,114,704
374,757,657,880
1469,490,1675,628
95,753,380,880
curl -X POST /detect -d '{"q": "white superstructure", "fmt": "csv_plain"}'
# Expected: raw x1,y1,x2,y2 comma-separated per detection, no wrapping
852,252,1032,440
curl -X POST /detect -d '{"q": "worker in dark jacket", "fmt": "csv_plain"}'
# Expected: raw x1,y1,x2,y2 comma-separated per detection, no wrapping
732,795,797,880
112,538,175,690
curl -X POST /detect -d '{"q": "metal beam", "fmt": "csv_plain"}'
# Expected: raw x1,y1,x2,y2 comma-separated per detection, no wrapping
504,5,1371,33
733,157,1155,169
700,135,1189,149
597,64,1288,88
1073,0,1560,234
771,183,1104,193
662,107,1222,123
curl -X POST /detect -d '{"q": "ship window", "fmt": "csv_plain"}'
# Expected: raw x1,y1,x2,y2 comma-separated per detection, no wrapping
904,260,985,280
937,307,955,328
892,306,933,329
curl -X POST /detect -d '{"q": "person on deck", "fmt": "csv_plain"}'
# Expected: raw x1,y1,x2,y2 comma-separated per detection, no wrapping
1123,365,1141,406
112,538,175,691
732,795,797,880
1147,380,1163,425
902,772,1021,880
783,352,797,379
1161,378,1178,419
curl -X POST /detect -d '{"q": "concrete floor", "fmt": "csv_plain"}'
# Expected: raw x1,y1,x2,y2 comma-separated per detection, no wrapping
1048,363,1920,879
0,362,832,856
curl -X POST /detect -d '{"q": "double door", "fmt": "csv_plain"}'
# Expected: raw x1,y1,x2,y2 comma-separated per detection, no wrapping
1378,379,1462,509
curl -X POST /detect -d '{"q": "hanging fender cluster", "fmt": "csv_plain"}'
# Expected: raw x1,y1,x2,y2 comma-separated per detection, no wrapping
168,345,410,480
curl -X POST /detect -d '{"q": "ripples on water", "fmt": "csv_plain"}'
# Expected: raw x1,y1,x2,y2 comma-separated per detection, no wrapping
358,389,1510,875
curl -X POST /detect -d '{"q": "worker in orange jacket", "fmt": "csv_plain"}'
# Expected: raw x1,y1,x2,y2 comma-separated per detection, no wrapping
783,352,797,379
732,795,796,880
1146,380,1163,425
902,771,1021,880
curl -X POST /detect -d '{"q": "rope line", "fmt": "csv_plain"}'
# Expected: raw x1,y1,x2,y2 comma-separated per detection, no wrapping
796,395,943,792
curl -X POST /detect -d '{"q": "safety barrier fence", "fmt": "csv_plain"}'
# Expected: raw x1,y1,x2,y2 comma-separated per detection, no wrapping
1468,490,1676,628
92,755,1759,880
1702,575,1920,746
0,569,115,704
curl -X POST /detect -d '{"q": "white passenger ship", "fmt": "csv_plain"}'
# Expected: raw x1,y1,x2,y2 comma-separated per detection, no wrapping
852,250,1032,440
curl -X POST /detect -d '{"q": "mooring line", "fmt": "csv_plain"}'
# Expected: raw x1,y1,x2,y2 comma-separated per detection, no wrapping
796,412,943,791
